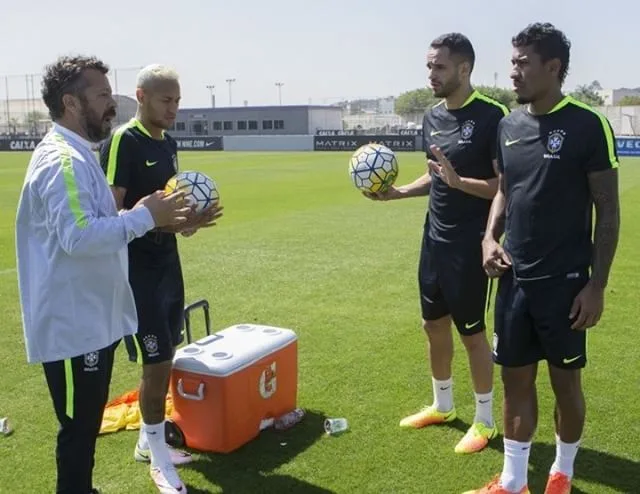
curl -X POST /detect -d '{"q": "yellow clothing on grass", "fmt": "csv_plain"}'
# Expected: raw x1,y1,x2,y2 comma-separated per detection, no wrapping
100,390,174,434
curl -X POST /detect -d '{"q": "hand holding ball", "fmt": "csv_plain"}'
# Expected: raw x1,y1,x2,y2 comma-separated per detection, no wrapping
164,171,220,213
348,143,399,194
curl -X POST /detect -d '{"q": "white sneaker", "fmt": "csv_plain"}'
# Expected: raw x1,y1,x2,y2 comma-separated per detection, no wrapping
150,464,187,493
135,443,193,465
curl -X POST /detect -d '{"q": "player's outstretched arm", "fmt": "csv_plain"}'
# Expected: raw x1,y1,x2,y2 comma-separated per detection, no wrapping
481,173,511,278
108,184,209,235
161,201,225,235
38,154,187,257
363,172,432,201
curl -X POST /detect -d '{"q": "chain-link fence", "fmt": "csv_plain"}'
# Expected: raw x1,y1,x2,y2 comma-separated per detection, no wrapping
0,66,143,136
0,74,45,135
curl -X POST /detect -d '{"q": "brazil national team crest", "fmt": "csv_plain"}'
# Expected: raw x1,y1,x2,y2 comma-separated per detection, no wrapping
545,129,566,159
84,351,99,371
459,120,475,144
143,334,159,357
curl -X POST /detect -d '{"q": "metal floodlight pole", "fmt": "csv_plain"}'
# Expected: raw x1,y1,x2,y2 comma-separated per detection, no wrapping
275,82,284,105
225,78,236,106
4,76,10,130
206,84,216,108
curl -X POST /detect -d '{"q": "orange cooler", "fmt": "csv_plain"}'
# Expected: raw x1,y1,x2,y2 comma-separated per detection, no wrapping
169,323,298,453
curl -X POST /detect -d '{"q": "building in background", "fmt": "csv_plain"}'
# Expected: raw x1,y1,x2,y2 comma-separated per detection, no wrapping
342,113,404,133
597,87,640,105
170,105,343,136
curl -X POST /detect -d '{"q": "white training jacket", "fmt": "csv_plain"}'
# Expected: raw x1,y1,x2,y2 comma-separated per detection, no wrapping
16,123,156,364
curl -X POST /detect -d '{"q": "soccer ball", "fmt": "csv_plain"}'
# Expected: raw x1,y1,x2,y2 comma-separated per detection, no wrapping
164,171,219,213
348,143,399,194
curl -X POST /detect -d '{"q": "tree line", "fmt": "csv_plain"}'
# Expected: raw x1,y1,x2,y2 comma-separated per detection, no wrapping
394,80,640,117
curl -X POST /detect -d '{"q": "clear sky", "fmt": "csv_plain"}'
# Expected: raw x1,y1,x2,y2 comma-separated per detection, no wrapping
1,0,638,109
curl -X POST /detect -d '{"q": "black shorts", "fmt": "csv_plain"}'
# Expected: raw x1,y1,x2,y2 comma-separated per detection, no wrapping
493,269,588,369
127,259,185,365
418,231,488,335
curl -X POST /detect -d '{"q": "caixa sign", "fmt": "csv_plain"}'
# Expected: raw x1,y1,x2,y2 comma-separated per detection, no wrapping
615,137,640,157
0,136,226,151
0,138,41,151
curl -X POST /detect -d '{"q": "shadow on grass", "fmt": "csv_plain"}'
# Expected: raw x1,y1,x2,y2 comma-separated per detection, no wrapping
184,409,336,494
449,420,640,493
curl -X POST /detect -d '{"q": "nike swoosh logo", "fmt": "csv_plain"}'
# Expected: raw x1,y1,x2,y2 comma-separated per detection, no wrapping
145,160,158,167
465,321,481,329
430,130,443,136
563,355,582,364
505,139,520,146
439,386,451,391
478,399,490,404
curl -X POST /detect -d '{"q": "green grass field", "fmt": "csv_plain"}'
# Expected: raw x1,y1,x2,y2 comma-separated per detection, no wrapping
0,151,638,494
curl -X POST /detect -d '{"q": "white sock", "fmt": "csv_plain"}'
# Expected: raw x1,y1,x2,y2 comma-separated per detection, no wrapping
500,438,531,492
474,391,494,427
137,425,149,450
147,421,183,489
550,434,580,478
145,422,171,468
432,377,453,412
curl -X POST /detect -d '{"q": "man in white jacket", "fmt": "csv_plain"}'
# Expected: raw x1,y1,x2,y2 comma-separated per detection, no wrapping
15,55,190,494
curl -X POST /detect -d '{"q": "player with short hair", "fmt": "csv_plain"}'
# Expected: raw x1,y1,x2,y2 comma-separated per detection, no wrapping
365,33,508,454
465,23,620,494
16,55,189,494
100,64,221,494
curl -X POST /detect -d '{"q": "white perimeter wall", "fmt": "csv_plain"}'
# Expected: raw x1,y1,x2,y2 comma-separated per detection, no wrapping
223,135,314,151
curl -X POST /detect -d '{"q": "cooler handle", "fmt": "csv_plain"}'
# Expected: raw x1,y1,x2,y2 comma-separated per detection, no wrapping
177,379,205,401
183,299,212,344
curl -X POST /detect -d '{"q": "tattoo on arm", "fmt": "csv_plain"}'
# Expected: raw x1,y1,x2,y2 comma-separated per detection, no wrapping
588,169,620,289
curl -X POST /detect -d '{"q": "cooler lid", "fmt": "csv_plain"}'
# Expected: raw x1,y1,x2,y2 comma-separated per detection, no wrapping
172,324,297,377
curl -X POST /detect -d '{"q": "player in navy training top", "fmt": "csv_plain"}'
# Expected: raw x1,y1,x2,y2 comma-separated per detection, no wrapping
100,64,222,493
365,33,508,455
468,23,621,494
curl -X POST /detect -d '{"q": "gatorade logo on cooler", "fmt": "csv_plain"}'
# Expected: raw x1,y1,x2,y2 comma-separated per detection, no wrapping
259,362,277,399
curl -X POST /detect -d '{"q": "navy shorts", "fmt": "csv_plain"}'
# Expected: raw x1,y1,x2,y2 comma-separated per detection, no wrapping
418,231,488,335
126,259,185,365
493,269,589,369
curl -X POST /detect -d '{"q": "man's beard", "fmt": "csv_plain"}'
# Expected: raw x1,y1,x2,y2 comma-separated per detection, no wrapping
516,94,534,105
80,101,115,142
433,79,460,99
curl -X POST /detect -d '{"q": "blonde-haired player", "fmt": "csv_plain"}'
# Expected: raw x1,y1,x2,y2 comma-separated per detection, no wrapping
100,64,222,493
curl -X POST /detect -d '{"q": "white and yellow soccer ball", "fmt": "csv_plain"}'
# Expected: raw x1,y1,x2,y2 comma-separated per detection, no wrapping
348,143,399,194
164,171,219,213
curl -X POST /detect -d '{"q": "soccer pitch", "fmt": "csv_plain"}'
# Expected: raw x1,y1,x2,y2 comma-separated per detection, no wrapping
0,151,638,493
